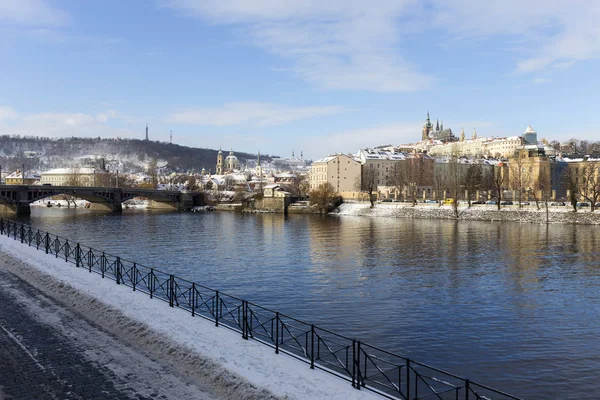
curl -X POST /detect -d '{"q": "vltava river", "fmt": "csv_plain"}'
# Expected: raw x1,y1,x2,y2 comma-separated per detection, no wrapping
17,208,600,399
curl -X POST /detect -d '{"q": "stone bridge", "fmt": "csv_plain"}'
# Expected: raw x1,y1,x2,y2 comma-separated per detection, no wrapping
0,185,204,216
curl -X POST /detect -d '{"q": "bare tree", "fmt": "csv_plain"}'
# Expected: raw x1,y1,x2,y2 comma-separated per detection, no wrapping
575,162,600,212
564,167,579,212
492,164,506,211
309,182,336,215
389,163,405,201
356,166,377,208
148,159,158,189
432,163,446,206
403,157,425,206
509,154,533,208
445,156,462,217
464,164,483,207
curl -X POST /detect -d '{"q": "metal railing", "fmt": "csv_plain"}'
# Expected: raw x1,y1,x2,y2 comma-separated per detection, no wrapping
0,217,522,400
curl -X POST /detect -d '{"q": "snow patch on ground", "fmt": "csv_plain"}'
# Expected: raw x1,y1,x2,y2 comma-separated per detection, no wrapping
335,202,600,224
0,235,378,400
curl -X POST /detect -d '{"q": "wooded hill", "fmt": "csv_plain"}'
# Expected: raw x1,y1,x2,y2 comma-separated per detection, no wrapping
0,135,272,174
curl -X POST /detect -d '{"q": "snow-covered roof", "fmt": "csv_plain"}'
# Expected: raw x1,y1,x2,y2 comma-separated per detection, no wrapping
524,125,536,134
42,167,105,175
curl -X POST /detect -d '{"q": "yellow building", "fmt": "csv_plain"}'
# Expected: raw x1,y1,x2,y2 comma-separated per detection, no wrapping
5,170,39,185
309,154,361,193
40,168,110,187
508,149,551,201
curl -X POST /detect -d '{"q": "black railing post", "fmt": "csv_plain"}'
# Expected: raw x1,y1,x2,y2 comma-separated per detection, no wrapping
101,252,105,278
116,257,121,285
406,358,411,400
465,379,470,400
275,312,279,354
356,341,362,390
88,250,93,272
352,339,356,388
45,232,50,254
75,244,81,267
54,236,59,258
132,263,137,291
310,324,315,369
0,218,4,234
64,240,69,261
191,283,196,317
242,300,248,340
169,274,175,307
20,223,24,243
215,291,219,326
149,268,154,299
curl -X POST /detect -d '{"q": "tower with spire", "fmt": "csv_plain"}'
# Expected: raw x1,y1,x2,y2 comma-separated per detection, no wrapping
255,150,263,177
145,123,149,141
422,111,433,140
472,128,477,140
460,127,465,141
216,149,223,175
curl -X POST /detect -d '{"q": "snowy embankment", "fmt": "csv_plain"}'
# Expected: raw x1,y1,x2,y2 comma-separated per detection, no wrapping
0,235,378,400
336,202,600,224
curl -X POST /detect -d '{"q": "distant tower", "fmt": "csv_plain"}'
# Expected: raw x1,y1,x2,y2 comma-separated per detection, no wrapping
440,119,444,131
216,149,223,175
255,150,263,177
422,111,433,140
292,150,295,159
523,125,537,145
472,128,477,140
145,123,149,141
460,127,465,141
170,130,172,144
300,151,303,161
435,119,440,132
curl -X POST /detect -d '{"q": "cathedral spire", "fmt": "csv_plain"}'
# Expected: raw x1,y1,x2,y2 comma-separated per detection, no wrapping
436,119,439,131
145,123,148,141
440,119,443,131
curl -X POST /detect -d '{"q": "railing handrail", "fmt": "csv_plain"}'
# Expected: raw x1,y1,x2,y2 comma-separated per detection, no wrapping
0,217,523,400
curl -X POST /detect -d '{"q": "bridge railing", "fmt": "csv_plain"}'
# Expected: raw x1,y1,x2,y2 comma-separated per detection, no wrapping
0,217,523,400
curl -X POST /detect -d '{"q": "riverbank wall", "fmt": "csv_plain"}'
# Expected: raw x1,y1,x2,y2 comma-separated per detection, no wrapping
335,202,600,224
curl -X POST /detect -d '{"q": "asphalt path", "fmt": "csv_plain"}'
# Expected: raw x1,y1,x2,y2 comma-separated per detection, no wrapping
0,263,218,400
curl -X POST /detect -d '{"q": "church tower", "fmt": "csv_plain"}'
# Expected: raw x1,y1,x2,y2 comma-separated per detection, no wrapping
216,149,223,175
460,127,465,141
472,128,477,140
255,150,263,177
422,111,433,140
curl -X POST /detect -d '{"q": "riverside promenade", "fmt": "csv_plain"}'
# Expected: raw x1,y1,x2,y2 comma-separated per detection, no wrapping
0,234,379,400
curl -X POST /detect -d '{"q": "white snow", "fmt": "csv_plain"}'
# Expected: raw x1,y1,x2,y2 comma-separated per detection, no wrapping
0,234,378,400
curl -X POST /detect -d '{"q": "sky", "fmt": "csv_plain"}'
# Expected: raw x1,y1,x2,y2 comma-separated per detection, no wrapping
0,0,599,160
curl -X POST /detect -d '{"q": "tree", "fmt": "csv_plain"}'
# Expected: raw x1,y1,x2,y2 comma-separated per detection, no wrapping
509,154,533,208
403,157,426,206
432,163,446,206
564,167,579,212
575,162,600,212
445,156,462,218
309,182,336,215
492,164,506,211
356,166,377,208
389,163,405,201
464,164,483,207
148,159,158,189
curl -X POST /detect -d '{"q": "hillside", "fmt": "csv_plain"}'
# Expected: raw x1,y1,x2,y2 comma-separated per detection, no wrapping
0,135,272,174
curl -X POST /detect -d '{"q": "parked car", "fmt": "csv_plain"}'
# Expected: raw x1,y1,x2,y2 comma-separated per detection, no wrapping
596,202,600,207
472,200,485,204
576,202,590,207
486,200,497,205
500,201,514,205
521,201,530,205
424,199,437,204
550,202,565,206
381,198,393,202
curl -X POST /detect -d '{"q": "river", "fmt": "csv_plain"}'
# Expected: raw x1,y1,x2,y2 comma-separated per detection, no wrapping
15,208,600,399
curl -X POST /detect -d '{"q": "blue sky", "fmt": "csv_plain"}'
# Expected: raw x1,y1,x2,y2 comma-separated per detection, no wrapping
0,0,599,159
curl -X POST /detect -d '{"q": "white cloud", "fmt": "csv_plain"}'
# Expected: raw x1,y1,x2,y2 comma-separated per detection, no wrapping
0,106,18,121
165,0,433,92
299,122,421,158
0,108,140,139
430,0,600,74
0,0,68,26
533,77,549,85
167,102,345,127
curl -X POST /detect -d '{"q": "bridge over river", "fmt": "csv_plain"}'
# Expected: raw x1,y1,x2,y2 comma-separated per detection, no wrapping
0,185,204,215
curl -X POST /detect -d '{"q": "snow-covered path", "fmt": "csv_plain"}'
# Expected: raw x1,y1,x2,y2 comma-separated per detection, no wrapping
0,235,379,400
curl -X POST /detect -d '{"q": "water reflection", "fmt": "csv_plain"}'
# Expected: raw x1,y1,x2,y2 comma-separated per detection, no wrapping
18,208,600,399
